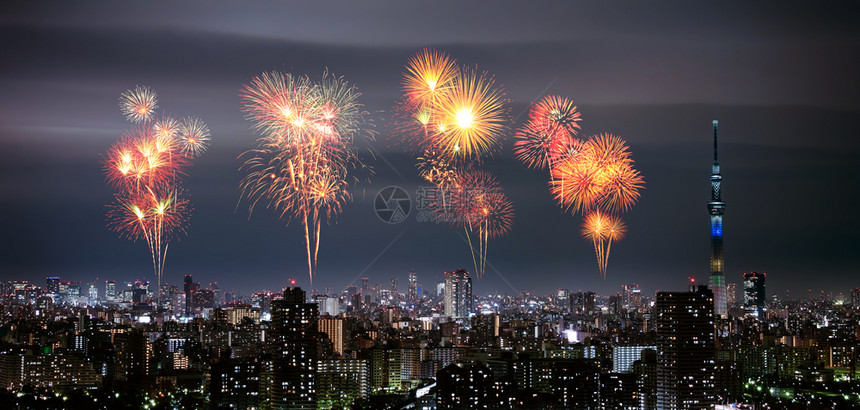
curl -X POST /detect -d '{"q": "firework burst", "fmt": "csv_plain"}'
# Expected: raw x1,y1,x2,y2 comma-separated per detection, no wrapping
105,86,210,305
393,49,513,279
434,67,509,159
403,48,458,109
581,210,626,277
444,168,514,279
515,93,642,277
179,116,211,157
239,71,370,284
120,85,158,123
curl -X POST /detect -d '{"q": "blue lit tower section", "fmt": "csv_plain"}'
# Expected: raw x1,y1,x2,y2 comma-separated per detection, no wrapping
708,120,727,317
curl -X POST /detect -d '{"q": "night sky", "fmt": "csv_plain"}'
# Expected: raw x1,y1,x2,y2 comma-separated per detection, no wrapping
2,2,859,298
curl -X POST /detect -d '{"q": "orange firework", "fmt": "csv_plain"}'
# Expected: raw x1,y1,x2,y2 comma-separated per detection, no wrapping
105,86,210,305
104,125,189,192
434,67,509,159
550,133,643,215
239,71,369,284
403,48,458,109
514,93,643,278
120,85,158,123
393,50,513,279
581,210,626,277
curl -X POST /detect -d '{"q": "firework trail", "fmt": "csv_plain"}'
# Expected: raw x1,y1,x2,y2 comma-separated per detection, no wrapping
393,49,514,279
581,210,626,277
239,71,370,284
105,87,210,304
443,168,514,279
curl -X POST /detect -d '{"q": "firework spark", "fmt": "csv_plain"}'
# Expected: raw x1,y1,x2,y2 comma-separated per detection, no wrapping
179,116,211,157
443,168,514,278
581,210,626,277
514,93,643,278
239,71,370,284
403,48,458,109
120,85,158,124
434,67,509,159
105,86,210,304
550,133,643,215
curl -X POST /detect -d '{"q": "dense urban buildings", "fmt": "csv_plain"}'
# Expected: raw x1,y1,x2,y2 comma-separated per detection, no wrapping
1,272,859,408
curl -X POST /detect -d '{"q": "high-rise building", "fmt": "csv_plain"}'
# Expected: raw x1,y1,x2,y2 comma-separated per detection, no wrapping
726,283,737,308
88,284,98,304
655,285,716,409
743,272,766,318
851,288,860,309
408,268,418,303
443,269,473,319
45,276,60,295
270,287,318,409
105,280,117,303
708,120,728,318
184,275,194,315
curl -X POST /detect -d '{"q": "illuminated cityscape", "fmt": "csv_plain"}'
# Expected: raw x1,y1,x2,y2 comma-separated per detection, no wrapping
2,2,859,409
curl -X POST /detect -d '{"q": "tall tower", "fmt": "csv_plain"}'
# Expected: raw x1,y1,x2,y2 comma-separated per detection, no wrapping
708,120,727,318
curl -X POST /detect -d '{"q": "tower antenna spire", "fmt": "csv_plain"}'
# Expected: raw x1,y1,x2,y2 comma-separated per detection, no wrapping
713,120,719,163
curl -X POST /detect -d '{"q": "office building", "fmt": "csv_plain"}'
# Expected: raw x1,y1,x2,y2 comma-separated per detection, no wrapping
444,269,473,319
743,272,766,318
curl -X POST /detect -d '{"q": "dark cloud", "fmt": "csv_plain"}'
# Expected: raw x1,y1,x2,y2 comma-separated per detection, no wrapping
1,2,858,297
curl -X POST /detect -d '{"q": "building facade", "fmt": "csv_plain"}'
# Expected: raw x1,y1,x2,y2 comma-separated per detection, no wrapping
655,285,716,409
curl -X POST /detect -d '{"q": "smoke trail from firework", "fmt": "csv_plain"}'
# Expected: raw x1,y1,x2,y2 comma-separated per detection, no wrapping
106,87,210,304
239,71,369,284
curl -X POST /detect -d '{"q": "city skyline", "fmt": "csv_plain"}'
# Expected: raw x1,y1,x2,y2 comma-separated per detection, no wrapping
2,2,859,297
